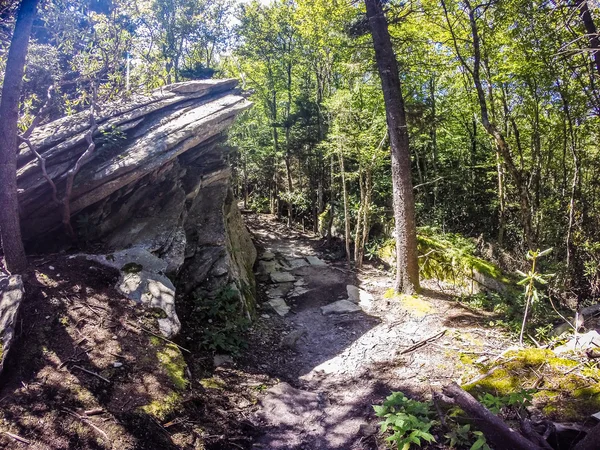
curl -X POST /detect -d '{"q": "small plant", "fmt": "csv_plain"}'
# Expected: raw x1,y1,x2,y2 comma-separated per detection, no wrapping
478,389,534,415
191,285,250,354
373,392,436,450
444,423,490,450
516,248,552,345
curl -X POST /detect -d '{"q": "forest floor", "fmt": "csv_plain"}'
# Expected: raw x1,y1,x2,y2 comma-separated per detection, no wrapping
237,213,512,450
0,213,517,450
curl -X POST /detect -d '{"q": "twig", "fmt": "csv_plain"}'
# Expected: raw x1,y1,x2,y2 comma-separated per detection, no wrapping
62,408,109,441
71,365,110,383
2,431,30,445
125,320,190,353
400,329,447,355
84,408,105,416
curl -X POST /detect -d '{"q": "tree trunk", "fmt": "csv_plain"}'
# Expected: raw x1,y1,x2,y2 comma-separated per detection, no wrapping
573,0,600,77
0,0,39,273
364,0,420,293
443,0,535,250
354,170,365,267
338,150,351,264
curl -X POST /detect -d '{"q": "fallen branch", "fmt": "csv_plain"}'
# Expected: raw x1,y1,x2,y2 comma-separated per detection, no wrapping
124,320,190,353
63,408,109,441
2,431,31,445
71,365,110,383
441,382,543,450
400,329,446,355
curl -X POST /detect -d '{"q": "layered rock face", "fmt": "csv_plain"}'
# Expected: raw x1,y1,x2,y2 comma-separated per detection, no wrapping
11,79,256,337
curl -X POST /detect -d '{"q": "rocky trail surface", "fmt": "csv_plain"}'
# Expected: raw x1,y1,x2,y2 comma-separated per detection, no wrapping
237,214,510,450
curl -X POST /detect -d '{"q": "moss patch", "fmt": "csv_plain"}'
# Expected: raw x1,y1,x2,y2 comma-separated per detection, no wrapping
464,348,600,421
398,293,432,317
121,262,143,274
141,391,183,421
156,344,188,391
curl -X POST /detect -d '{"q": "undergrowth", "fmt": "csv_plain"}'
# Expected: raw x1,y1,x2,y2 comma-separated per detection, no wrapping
374,389,534,450
189,285,250,354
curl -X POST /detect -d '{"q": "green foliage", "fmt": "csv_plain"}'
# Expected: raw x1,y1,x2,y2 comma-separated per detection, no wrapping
374,392,496,450
477,389,534,414
373,392,436,450
444,424,490,450
516,248,553,345
417,227,510,288
191,285,249,354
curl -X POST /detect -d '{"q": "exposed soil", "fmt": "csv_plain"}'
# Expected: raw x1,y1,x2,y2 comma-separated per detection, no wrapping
240,214,511,450
0,214,514,450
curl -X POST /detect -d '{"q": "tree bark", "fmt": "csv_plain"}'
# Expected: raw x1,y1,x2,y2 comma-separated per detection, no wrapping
0,0,39,273
364,0,420,293
573,0,600,77
338,150,351,264
442,382,543,450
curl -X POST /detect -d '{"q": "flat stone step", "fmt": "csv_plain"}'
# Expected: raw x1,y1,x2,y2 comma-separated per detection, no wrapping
271,272,296,283
321,299,362,315
268,297,291,316
306,256,327,267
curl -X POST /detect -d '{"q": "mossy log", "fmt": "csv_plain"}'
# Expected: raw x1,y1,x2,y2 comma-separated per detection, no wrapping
442,382,543,450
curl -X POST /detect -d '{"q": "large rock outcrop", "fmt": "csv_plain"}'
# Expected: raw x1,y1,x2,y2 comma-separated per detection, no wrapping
12,79,256,338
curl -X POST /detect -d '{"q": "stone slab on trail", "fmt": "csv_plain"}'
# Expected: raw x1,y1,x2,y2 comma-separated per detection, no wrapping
0,275,24,376
268,297,291,316
346,284,374,308
284,257,309,270
321,299,362,315
306,256,327,267
270,271,296,283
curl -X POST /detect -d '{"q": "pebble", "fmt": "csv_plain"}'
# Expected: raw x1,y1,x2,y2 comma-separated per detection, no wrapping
113,362,123,368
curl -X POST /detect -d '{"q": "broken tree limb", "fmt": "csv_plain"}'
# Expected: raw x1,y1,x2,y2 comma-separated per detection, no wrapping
400,329,446,355
2,431,31,445
441,382,543,450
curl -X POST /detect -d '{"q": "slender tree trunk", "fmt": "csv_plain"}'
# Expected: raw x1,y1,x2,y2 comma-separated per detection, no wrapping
338,150,351,264
0,0,39,273
442,0,535,250
358,167,374,269
354,170,365,266
327,155,335,242
573,0,600,77
496,151,506,246
429,77,439,206
364,0,420,293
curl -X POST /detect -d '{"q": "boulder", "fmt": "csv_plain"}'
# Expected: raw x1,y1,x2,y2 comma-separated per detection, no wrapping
13,80,257,339
81,249,180,337
0,275,24,375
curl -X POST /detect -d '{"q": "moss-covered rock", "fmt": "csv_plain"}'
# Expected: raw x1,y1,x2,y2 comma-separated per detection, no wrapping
464,348,600,421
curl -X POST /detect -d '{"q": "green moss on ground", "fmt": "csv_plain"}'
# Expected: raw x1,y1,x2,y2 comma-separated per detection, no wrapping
141,392,183,421
464,348,600,421
139,338,189,421
157,344,189,391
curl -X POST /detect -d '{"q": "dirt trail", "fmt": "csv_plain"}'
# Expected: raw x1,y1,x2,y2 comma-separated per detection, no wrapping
239,214,510,450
